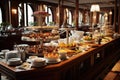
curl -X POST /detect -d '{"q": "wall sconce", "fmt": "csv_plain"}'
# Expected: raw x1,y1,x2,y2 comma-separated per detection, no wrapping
12,9,17,14
109,11,112,15
56,12,59,17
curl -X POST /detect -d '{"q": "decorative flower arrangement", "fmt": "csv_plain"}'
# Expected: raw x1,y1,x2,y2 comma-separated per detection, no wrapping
32,11,50,26
33,11,50,17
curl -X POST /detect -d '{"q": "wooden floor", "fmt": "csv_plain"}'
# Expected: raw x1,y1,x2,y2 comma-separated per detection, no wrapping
104,60,120,80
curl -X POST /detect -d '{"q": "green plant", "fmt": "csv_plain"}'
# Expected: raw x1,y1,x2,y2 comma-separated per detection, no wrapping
0,22,10,27
48,21,54,26
28,22,37,26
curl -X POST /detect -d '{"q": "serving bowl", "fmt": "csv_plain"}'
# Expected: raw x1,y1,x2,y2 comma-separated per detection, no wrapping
31,58,46,67
44,53,59,62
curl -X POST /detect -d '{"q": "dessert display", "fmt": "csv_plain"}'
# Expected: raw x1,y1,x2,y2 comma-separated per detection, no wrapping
101,25,114,37
21,26,60,57
20,27,115,66
22,26,59,45
28,44,57,56
0,22,116,68
32,11,50,26
22,31,60,42
26,26,59,30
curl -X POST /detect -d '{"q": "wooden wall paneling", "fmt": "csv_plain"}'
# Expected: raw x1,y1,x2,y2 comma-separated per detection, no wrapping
0,0,9,23
58,0,62,27
11,0,19,27
118,0,120,33
75,0,79,30
114,0,117,32
50,7,56,24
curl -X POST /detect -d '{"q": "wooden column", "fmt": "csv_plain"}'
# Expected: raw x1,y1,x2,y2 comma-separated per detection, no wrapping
58,0,63,27
90,11,92,27
8,0,11,24
11,0,19,27
26,3,28,26
109,11,112,25
82,10,85,24
2,0,11,24
114,0,117,32
75,0,79,30
118,0,120,33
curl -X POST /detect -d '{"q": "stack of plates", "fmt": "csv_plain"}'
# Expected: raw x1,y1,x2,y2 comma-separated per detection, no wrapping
7,58,22,66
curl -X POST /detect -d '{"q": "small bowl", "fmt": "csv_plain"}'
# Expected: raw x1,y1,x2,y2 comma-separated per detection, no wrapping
31,58,46,67
45,57,58,62
44,53,59,62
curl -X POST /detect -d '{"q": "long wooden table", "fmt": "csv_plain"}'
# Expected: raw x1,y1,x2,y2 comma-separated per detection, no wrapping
0,38,120,80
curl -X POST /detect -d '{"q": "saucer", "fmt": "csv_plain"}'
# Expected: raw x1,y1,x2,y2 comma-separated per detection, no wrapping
7,58,22,66
46,59,61,64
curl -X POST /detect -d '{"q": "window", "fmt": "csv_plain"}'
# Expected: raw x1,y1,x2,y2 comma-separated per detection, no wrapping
44,5,53,25
79,11,83,25
65,8,72,25
27,5,34,26
18,4,22,26
18,3,34,27
0,7,2,23
67,9,72,25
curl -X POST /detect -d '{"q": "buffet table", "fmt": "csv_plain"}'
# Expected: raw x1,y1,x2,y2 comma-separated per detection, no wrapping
0,38,120,80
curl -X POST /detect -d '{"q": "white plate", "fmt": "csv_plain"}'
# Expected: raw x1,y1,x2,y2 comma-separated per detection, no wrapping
7,58,22,66
0,52,4,56
46,59,61,64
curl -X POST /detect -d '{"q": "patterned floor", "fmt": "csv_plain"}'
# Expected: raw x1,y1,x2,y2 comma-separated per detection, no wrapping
104,60,120,80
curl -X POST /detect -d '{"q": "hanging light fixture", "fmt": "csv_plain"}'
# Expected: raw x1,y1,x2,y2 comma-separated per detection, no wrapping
90,4,100,33
90,4,100,12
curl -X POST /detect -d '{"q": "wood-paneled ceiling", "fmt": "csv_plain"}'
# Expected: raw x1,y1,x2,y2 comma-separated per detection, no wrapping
38,0,115,9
